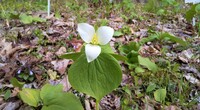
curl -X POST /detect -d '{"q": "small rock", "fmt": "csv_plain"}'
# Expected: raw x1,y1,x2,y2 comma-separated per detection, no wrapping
182,49,193,59
166,53,173,57
3,101,22,110
178,49,194,63
183,73,200,85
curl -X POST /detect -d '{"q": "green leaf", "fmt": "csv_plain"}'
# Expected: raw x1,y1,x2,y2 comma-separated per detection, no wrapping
9,12,20,19
113,31,123,37
138,56,157,72
41,84,83,110
127,51,139,64
144,0,159,12
157,9,165,15
154,88,166,103
68,53,122,101
19,88,40,107
135,66,145,73
160,33,188,46
41,93,83,110
100,44,114,53
195,4,200,14
139,34,158,45
146,83,156,92
55,11,61,19
19,14,46,24
185,4,197,21
4,90,11,100
198,23,200,35
23,74,29,80
19,14,33,24
60,44,114,61
59,52,82,61
119,42,140,55
40,84,63,105
10,77,25,89
32,16,46,22
110,53,127,61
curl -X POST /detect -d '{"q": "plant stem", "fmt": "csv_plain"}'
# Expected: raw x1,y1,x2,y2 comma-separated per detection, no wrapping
96,100,99,110
47,0,50,16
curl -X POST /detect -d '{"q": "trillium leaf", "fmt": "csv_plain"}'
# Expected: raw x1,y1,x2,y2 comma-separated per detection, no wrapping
59,52,83,61
41,84,83,110
68,53,122,101
100,44,114,53
19,88,41,107
110,53,127,61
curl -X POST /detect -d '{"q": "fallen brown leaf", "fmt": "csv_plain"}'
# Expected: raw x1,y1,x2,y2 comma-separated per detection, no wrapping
51,59,69,75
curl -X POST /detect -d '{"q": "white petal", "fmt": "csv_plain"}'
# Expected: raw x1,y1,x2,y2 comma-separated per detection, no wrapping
85,44,101,63
77,23,95,43
97,26,114,45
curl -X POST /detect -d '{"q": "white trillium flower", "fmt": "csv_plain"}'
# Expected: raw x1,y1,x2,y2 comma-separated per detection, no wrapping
77,23,114,63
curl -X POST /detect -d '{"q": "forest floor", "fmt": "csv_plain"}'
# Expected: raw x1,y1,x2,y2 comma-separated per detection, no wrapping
0,1,199,110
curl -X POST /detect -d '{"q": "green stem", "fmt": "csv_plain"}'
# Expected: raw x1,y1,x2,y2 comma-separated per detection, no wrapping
96,100,100,110
0,3,6,17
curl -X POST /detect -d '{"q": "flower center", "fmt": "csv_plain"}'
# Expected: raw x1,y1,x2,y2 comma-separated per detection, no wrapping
91,33,99,45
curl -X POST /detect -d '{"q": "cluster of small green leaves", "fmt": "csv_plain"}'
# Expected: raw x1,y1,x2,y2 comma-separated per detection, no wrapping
144,0,182,15
114,29,191,109
119,31,187,73
0,9,46,25
0,0,47,19
33,28,48,45
185,3,200,22
119,41,158,73
19,14,46,24
20,84,84,110
10,78,84,110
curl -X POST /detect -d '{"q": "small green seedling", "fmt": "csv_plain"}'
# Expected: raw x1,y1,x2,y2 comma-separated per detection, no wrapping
19,84,84,110
19,14,46,24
